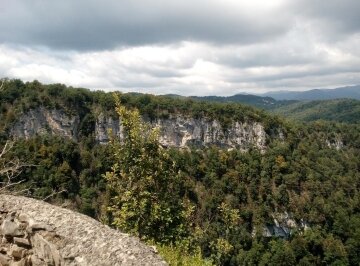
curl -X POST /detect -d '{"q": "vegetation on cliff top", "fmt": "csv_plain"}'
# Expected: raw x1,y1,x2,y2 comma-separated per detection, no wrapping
0,79,282,137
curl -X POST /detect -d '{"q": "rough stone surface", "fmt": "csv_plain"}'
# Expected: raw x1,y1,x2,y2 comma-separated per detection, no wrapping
97,114,267,151
11,108,79,141
0,194,167,266
157,117,266,151
326,138,344,150
95,113,121,144
253,212,310,239
11,108,268,151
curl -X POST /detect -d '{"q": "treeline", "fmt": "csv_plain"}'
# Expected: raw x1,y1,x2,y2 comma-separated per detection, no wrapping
272,99,360,124
0,79,282,136
0,79,360,265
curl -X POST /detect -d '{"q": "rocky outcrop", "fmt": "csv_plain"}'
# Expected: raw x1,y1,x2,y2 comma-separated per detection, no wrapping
11,108,268,151
95,113,120,144
0,194,167,266
157,117,266,150
11,108,79,140
96,114,267,151
326,138,344,150
253,212,310,239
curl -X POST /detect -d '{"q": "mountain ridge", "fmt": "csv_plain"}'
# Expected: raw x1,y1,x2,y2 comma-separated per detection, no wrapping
190,94,296,110
261,85,360,100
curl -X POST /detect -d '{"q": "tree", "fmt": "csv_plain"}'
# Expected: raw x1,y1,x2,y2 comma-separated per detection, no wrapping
259,240,296,266
0,79,29,193
104,94,191,244
0,78,5,91
0,141,27,193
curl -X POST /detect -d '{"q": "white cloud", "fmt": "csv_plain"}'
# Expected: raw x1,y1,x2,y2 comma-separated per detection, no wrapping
0,0,359,95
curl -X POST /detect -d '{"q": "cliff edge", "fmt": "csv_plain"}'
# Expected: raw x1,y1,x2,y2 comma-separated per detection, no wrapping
0,194,167,266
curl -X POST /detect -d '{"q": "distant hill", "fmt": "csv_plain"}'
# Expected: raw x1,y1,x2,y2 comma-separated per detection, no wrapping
272,99,360,123
190,94,296,110
263,85,360,100
166,88,360,123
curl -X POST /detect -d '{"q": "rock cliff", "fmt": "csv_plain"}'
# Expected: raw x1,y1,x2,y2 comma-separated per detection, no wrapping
11,108,267,151
253,212,310,239
96,113,267,150
0,194,167,266
11,108,79,141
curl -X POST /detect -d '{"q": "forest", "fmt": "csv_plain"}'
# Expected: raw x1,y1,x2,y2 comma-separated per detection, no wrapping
1,79,360,265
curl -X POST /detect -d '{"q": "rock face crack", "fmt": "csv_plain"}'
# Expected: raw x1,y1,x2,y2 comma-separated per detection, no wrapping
0,194,167,266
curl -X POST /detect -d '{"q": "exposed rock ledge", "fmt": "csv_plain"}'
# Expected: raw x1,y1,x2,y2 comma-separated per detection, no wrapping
0,194,167,266
11,108,268,151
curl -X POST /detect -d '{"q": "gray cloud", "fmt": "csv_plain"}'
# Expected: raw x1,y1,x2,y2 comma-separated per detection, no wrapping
0,0,290,50
292,0,360,37
1,0,357,51
0,0,359,95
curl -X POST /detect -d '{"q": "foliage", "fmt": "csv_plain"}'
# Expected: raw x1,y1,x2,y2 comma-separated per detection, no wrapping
1,79,360,265
191,94,296,110
0,79,283,135
272,99,360,124
156,240,214,266
104,94,190,243
0,141,28,194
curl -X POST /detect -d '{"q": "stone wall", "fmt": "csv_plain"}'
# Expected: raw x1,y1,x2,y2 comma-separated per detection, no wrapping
0,194,167,266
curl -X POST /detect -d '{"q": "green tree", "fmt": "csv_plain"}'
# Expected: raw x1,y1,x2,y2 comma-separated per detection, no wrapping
259,240,296,266
104,94,190,244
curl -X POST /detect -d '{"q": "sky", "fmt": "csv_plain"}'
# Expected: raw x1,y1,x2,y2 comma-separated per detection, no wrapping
0,0,359,96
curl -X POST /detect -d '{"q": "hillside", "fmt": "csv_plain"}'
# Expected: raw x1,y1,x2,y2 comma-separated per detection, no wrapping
175,90,360,124
190,94,296,110
0,80,285,151
1,79,360,265
272,99,360,123
263,85,360,100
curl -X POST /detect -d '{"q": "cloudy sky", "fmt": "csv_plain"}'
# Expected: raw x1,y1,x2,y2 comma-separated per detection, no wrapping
0,0,359,96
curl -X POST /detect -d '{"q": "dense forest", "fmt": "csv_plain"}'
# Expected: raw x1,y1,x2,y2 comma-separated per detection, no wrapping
189,94,296,110
166,92,360,124
1,79,360,265
272,99,360,124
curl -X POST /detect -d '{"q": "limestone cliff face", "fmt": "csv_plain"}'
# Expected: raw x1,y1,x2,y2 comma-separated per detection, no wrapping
259,212,310,239
96,113,267,150
11,108,79,140
326,138,344,150
95,113,121,144
0,194,166,266
158,117,266,150
11,108,267,151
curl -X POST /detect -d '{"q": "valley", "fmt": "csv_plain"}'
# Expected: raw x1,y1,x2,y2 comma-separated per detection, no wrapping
1,79,359,265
